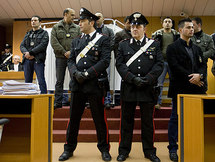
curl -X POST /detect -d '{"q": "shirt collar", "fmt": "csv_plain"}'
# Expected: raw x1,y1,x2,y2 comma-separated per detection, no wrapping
179,38,193,48
134,36,144,43
86,30,96,38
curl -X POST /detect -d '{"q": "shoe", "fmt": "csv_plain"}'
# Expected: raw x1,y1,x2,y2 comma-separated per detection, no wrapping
145,154,160,162
62,102,70,106
155,104,161,109
54,103,62,110
101,151,112,161
58,151,73,161
117,154,128,161
104,103,111,109
169,152,178,162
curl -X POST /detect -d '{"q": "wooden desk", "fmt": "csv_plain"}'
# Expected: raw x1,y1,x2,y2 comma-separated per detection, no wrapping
178,94,215,162
0,71,36,86
0,94,54,162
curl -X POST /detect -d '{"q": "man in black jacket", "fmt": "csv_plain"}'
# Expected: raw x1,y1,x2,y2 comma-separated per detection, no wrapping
166,18,207,162
116,12,163,162
58,8,111,161
20,15,49,94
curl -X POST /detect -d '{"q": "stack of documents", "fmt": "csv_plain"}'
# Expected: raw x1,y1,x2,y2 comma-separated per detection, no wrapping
1,80,40,95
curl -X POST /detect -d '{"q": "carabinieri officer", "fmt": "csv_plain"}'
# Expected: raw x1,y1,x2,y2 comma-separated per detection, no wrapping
116,12,164,162
58,7,111,161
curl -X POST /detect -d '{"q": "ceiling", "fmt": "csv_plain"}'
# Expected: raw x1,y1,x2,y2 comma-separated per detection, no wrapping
0,0,215,27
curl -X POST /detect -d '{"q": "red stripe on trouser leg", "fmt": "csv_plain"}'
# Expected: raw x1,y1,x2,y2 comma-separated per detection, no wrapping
119,108,122,145
65,119,70,144
103,110,110,150
152,105,155,148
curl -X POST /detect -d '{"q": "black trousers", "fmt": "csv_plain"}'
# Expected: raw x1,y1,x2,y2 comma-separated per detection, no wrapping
119,101,156,156
64,91,110,153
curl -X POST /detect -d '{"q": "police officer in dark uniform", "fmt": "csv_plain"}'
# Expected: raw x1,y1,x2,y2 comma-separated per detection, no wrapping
0,44,13,71
116,12,163,162
58,8,111,161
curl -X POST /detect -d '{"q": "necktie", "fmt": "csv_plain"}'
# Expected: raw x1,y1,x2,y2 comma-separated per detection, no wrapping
85,34,90,43
137,40,141,46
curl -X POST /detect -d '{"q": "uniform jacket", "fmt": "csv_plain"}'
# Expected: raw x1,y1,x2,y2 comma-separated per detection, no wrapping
51,20,81,58
20,28,49,63
116,37,164,102
191,30,215,62
167,38,207,98
7,63,23,71
114,29,132,52
68,32,111,94
0,52,12,71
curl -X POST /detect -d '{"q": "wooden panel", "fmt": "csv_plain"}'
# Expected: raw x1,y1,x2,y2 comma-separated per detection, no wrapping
80,0,92,11
172,0,186,16
111,0,122,17
183,97,204,162
0,71,36,79
36,0,55,17
203,0,215,15
47,0,62,18
17,0,35,18
142,0,153,16
183,0,197,16
90,0,102,14
121,0,132,17
100,0,112,18
68,0,82,18
58,0,70,14
192,0,208,16
162,0,175,16
131,0,142,13
26,0,46,17
0,5,10,19
0,0,18,18
207,59,215,94
7,0,27,18
152,0,164,16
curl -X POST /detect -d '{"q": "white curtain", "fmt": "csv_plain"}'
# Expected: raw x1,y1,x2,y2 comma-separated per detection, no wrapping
44,28,70,91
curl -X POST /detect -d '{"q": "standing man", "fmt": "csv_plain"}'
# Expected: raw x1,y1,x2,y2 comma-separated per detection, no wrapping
95,12,115,109
166,18,207,162
0,44,13,71
114,16,132,52
116,12,163,162
20,15,49,94
152,17,179,109
191,17,215,89
58,8,111,161
51,8,81,109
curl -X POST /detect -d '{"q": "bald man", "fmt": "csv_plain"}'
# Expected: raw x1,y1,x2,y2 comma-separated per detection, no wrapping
51,8,81,109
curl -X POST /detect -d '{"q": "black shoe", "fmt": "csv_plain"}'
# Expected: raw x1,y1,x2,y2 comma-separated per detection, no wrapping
145,154,160,162
169,152,178,162
101,151,112,161
54,103,62,110
58,151,73,161
117,154,128,161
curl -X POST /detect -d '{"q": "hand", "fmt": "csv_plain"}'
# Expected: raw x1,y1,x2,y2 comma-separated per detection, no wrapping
24,52,30,59
64,51,71,59
188,73,201,85
28,55,35,60
74,71,86,84
133,77,144,87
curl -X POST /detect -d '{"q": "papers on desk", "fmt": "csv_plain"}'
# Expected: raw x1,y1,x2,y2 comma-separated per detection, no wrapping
1,80,40,95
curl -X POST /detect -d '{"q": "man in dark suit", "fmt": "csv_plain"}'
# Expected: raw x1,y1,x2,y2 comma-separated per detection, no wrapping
116,12,163,162
166,18,207,162
7,55,23,71
58,8,111,161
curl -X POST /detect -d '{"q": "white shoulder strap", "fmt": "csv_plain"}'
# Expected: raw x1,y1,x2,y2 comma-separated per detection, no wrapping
126,39,154,67
76,33,103,64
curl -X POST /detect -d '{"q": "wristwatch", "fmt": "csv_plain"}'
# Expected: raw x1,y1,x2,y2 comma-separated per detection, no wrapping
200,74,203,79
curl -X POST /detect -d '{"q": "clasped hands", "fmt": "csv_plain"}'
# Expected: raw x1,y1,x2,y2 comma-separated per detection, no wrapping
188,73,204,87
74,71,88,84
132,77,149,87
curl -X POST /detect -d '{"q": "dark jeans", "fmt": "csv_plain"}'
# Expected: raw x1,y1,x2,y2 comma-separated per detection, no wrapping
54,57,68,104
23,59,47,94
167,96,178,153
